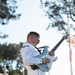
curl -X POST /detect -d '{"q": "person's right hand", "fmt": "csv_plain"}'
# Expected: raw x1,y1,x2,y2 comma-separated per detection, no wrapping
43,57,50,64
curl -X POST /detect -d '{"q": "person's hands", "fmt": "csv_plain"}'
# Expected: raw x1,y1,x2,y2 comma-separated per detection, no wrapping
43,57,50,64
42,51,55,64
49,51,55,56
62,34,69,39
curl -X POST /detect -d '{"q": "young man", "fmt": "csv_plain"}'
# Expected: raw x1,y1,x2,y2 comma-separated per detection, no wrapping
20,31,55,75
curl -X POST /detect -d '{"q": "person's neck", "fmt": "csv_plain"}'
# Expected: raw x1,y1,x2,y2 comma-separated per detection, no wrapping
27,41,36,46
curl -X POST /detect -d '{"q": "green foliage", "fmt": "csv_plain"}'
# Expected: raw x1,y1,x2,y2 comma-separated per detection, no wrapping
0,34,8,39
9,70,21,75
0,42,25,75
0,0,21,25
0,43,20,60
0,0,21,39
40,0,75,34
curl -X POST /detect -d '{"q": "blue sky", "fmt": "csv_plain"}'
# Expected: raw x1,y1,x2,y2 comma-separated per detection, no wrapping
0,0,75,75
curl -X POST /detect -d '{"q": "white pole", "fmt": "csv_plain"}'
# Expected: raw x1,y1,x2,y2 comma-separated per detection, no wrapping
4,65,6,75
67,14,73,75
22,70,25,75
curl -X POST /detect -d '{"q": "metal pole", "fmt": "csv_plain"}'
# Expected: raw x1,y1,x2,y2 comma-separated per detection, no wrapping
67,14,73,75
22,71,24,75
4,64,6,75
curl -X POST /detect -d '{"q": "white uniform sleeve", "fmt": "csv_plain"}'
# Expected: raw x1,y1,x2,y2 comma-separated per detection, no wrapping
20,46,43,65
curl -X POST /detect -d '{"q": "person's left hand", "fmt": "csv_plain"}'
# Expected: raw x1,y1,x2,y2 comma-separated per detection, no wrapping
49,51,55,56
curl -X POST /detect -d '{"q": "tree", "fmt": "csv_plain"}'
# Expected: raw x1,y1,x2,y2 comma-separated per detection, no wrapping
0,0,21,39
40,0,75,34
0,0,21,25
0,42,24,75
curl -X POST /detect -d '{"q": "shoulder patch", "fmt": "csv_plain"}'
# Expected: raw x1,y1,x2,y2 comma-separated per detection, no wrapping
22,45,30,48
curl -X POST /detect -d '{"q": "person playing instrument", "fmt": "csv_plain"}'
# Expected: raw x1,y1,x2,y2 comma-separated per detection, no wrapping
20,31,55,75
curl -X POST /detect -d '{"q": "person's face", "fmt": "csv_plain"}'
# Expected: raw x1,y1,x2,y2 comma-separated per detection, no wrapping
32,36,40,45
